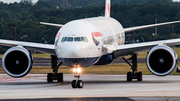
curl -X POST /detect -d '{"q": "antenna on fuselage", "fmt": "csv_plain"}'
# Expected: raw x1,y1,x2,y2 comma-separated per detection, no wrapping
42,38,48,44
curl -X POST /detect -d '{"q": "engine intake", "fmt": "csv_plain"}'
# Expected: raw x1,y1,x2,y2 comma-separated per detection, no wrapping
2,46,33,78
146,45,177,76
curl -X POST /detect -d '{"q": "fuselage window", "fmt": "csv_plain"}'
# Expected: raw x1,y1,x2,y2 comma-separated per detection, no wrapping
61,37,68,42
74,37,81,42
81,37,88,42
67,37,73,42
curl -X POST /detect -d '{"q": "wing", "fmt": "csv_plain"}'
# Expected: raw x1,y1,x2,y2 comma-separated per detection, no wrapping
115,20,180,58
40,22,64,28
124,20,180,33
0,39,56,55
113,38,180,58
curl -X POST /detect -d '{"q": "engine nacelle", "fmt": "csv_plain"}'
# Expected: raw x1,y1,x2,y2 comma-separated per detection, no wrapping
2,46,33,78
146,45,177,76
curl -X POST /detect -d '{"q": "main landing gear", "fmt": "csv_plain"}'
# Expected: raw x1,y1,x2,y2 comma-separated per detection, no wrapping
47,55,63,83
71,67,84,88
122,54,142,82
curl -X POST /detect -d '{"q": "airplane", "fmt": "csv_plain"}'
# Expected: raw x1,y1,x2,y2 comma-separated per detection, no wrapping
1,0,180,88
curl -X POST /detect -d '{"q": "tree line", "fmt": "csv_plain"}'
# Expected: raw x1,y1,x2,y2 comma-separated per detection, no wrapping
44,0,172,8
0,0,180,44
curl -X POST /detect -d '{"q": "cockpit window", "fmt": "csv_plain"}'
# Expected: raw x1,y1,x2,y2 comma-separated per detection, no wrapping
67,37,73,42
61,37,88,42
61,37,67,42
74,37,81,42
81,37,88,42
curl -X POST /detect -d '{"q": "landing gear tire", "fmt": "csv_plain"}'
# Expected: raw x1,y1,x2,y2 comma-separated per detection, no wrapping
71,80,77,88
71,80,84,88
77,80,84,88
123,54,143,82
127,72,132,81
57,73,63,82
137,72,142,81
47,73,63,83
47,73,53,82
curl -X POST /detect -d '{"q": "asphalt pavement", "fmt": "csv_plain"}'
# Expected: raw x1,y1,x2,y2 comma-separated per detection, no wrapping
0,74,180,100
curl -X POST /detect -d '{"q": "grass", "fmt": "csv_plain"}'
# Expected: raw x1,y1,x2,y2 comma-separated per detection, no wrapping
13,63,180,75
0,53,51,58
32,54,51,58
0,63,150,74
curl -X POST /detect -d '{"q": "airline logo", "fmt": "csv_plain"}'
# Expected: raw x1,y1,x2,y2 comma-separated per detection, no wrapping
92,32,102,38
55,32,61,46
105,0,110,17
92,32,102,46
56,32,61,38
107,3,110,17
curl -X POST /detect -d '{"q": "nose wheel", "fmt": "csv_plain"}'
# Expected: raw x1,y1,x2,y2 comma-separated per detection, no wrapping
71,74,84,88
72,80,84,88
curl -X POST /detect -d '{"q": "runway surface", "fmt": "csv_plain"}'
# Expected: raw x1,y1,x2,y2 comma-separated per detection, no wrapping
1,74,180,100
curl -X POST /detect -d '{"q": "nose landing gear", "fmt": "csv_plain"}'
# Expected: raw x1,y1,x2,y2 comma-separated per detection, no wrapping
71,67,84,88
71,74,84,88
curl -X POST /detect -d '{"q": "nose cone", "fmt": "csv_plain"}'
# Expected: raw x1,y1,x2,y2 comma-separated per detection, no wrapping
61,43,82,58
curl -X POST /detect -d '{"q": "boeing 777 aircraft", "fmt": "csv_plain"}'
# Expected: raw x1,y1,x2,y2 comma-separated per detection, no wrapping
1,0,180,88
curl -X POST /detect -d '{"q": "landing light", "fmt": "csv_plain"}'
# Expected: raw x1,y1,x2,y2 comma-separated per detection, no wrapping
73,68,76,72
72,67,82,73
77,68,81,72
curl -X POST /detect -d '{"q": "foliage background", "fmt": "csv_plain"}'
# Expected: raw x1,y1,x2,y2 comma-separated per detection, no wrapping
0,0,180,44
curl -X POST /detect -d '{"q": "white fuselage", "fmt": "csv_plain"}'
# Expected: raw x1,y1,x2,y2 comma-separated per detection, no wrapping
55,17,125,67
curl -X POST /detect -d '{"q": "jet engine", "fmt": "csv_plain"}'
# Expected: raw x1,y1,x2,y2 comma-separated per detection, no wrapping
146,45,177,76
2,46,33,78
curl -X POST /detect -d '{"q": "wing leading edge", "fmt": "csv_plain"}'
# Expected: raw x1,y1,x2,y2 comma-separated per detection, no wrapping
124,20,180,33
0,39,56,55
113,38,180,58
116,20,180,58
40,22,64,28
